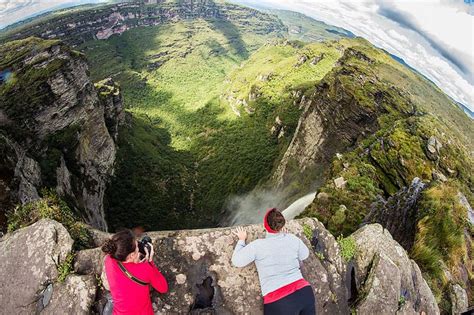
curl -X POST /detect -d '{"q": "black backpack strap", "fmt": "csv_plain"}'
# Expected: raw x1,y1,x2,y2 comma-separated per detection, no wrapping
117,261,149,286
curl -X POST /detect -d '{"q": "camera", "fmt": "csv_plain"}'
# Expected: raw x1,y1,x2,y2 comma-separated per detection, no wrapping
137,236,152,256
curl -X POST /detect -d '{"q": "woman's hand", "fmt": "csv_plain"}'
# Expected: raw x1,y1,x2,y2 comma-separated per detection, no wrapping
232,226,247,241
140,244,154,263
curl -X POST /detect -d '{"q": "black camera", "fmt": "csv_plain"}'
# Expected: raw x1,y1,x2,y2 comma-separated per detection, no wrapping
137,236,152,256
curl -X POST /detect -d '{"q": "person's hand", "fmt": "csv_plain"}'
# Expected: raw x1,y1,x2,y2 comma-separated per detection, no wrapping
140,244,154,263
232,226,247,241
147,244,154,262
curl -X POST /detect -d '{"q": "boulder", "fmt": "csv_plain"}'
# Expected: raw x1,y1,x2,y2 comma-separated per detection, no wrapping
355,253,400,314
449,284,468,315
74,247,105,275
334,176,347,189
144,218,350,314
316,192,329,202
0,219,73,313
426,136,442,161
352,224,439,315
43,274,97,315
432,170,448,182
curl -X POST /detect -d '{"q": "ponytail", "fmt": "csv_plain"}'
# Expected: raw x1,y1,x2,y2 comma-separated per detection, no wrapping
101,229,136,261
101,239,117,255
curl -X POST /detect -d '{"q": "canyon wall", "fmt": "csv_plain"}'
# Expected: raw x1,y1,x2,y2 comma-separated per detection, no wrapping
0,38,123,230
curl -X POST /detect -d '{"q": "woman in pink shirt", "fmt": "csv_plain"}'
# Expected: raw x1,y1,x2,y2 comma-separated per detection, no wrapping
102,229,168,315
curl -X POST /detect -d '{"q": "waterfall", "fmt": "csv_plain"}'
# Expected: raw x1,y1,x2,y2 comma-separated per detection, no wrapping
226,191,316,226
282,192,316,220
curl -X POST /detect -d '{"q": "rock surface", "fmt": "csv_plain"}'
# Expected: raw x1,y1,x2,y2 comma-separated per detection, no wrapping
364,177,426,250
0,219,73,314
0,38,123,231
352,224,439,315
449,283,468,315
44,275,97,315
0,217,440,314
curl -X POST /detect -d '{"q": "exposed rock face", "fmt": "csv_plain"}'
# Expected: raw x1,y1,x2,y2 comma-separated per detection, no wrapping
351,224,439,315
0,38,124,230
95,78,124,142
271,48,393,190
0,217,438,314
4,1,286,47
449,283,468,315
0,219,73,314
364,177,426,250
43,274,97,315
458,192,474,225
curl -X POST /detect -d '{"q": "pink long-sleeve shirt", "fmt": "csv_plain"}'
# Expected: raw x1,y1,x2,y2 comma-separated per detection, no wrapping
104,255,168,315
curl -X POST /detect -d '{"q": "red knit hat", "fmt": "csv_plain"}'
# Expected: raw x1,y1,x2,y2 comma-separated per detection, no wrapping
264,208,279,233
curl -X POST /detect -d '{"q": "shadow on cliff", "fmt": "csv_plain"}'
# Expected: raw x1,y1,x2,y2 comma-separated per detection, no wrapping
104,108,197,232
105,91,286,232
208,18,249,59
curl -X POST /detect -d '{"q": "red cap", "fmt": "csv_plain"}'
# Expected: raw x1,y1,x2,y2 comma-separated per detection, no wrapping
264,208,279,233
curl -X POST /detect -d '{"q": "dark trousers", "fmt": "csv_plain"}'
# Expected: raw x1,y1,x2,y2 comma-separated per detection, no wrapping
263,286,316,315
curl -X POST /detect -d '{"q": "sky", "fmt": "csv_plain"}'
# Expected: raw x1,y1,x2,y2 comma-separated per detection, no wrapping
0,0,106,29
1,0,473,112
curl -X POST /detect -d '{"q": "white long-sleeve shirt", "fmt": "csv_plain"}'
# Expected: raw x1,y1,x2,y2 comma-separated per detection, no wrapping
231,232,310,296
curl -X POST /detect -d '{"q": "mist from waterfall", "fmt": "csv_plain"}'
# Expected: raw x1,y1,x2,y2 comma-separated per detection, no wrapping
224,189,316,226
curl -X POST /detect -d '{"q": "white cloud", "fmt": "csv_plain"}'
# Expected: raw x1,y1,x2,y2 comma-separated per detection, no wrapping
0,0,105,29
236,0,474,112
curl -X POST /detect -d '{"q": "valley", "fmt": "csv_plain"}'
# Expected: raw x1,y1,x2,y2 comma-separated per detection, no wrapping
0,1,473,312
79,9,350,231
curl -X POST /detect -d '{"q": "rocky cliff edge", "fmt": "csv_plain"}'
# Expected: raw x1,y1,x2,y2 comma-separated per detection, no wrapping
0,218,439,314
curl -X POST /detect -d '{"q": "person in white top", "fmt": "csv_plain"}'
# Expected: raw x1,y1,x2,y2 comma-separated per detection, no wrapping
231,208,316,314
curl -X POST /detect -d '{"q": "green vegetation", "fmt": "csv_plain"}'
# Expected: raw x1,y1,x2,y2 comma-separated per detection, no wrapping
337,235,356,262
80,15,356,231
223,40,342,112
398,295,406,309
411,181,472,306
302,223,313,240
57,253,75,283
315,251,325,261
7,190,92,250
0,38,68,124
81,18,300,230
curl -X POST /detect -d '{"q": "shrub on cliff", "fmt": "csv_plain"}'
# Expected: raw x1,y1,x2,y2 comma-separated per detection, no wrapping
7,189,92,250
411,181,472,310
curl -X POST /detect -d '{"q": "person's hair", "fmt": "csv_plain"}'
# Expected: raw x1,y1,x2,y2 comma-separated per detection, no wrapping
101,229,136,261
267,209,285,231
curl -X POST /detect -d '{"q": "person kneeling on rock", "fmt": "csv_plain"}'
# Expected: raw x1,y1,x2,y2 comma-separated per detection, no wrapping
231,208,315,315
102,229,168,315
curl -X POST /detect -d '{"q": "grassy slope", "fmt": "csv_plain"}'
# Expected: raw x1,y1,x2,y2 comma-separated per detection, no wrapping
294,38,474,310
